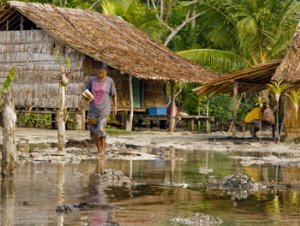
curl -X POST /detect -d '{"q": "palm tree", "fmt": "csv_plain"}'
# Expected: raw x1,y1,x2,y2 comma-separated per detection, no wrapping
267,81,288,142
100,0,165,39
177,0,300,72
286,88,300,120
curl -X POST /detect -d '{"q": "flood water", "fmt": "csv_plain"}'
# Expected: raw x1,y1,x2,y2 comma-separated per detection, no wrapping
1,149,300,226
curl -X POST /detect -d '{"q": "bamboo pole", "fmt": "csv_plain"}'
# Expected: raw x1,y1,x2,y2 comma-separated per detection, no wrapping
1,91,17,177
126,75,134,131
169,81,176,132
232,82,238,137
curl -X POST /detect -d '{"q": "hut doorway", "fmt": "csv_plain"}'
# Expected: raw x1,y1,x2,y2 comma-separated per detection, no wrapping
133,77,144,108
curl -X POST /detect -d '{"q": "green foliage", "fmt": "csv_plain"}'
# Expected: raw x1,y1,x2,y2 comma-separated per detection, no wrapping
209,94,232,123
267,81,288,102
0,67,16,96
55,51,62,61
178,83,233,123
177,49,250,73
177,0,299,71
24,113,52,128
66,57,71,69
99,0,165,39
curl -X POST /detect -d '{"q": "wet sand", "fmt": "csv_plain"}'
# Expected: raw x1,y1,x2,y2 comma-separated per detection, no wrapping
1,127,300,163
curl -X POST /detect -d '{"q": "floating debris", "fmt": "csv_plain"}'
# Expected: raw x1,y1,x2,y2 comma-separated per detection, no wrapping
170,213,223,225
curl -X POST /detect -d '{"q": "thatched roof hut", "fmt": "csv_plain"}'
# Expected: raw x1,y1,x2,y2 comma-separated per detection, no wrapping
193,60,281,136
0,1,218,130
193,60,281,95
272,23,300,83
1,1,217,83
272,23,300,139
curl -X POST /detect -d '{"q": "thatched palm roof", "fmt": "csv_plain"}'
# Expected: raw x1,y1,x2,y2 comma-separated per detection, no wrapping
193,60,281,95
1,1,217,83
272,23,300,83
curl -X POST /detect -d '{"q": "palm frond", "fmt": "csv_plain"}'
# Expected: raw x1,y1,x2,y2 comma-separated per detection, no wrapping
267,80,288,102
286,88,300,119
177,49,251,72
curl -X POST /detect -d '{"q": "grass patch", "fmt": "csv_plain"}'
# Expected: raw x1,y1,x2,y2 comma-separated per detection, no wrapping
106,128,140,135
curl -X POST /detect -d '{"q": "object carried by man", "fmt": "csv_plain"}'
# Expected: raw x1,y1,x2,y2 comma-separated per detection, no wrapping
82,89,95,102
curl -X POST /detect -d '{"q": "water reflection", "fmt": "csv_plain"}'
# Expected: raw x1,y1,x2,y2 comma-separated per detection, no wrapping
1,177,15,226
56,163,65,226
1,149,300,225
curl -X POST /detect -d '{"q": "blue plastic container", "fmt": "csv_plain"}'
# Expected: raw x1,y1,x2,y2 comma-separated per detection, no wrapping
148,107,167,116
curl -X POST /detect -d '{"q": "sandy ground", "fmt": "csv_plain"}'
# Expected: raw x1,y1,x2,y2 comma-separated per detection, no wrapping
1,127,300,163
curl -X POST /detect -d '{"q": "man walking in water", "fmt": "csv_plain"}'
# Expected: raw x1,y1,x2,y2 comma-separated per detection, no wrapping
84,63,117,159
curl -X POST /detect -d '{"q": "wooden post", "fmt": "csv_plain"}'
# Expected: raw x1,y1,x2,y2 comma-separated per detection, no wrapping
206,97,211,133
20,15,24,31
126,75,134,131
1,92,17,177
232,82,238,137
169,81,176,132
191,119,194,132
57,84,66,153
75,110,85,130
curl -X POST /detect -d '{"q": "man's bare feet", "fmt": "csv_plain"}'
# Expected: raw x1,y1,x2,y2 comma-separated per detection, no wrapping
98,153,105,159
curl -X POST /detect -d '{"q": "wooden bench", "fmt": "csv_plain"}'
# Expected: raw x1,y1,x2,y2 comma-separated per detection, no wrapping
134,114,214,131
177,115,214,132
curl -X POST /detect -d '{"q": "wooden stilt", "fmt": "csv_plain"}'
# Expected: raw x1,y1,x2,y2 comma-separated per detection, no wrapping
57,84,66,153
232,82,238,137
206,97,211,133
126,75,134,131
169,81,176,132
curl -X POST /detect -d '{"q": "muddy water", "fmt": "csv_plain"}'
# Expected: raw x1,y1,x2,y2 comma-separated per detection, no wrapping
1,150,300,226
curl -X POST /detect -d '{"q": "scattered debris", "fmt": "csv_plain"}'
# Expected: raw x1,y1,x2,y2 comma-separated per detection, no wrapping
94,169,131,187
170,213,223,225
56,202,119,215
222,174,265,200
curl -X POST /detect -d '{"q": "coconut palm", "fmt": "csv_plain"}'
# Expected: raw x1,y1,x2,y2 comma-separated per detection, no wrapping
286,88,300,120
177,0,300,72
267,81,288,142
